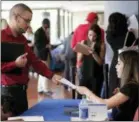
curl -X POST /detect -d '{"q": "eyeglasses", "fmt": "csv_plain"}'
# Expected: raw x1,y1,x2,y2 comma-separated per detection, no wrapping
18,14,31,24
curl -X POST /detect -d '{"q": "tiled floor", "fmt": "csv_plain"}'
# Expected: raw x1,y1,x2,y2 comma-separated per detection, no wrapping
27,73,75,108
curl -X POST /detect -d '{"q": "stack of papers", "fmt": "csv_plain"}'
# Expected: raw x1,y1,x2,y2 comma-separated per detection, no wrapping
59,78,76,89
8,116,44,121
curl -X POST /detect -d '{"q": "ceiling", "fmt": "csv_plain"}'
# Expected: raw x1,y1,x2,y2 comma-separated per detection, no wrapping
1,1,104,12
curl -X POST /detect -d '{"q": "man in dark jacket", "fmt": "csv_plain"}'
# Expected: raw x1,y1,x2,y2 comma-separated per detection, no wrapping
63,32,76,99
34,18,53,96
34,18,51,61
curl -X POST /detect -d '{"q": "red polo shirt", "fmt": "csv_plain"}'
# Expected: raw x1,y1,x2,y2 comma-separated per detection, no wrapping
71,23,104,49
1,26,54,85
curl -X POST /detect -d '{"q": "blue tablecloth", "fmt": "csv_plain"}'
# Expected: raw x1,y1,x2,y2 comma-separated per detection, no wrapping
22,99,80,121
22,99,112,121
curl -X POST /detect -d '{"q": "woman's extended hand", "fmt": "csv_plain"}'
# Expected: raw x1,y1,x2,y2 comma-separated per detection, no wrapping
76,86,92,97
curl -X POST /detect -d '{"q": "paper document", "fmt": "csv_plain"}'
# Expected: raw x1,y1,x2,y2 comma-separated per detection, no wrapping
8,116,44,121
71,117,90,121
128,14,139,39
74,43,90,55
59,78,76,89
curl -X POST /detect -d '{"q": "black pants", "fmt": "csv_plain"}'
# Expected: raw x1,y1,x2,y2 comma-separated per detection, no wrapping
95,74,104,97
64,58,76,99
77,68,97,99
1,85,28,116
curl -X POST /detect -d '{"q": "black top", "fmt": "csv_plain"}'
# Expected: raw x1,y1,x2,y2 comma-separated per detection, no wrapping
34,27,50,61
113,82,139,121
107,31,136,97
80,40,103,80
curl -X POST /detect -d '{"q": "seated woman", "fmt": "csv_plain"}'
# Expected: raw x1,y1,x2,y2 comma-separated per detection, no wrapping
76,50,139,121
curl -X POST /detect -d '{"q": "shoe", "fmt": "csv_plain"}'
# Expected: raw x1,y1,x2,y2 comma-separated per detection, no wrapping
43,91,53,96
38,91,44,95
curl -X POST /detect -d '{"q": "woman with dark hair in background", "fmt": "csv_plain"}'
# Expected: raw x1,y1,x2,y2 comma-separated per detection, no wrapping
106,12,137,97
77,24,105,98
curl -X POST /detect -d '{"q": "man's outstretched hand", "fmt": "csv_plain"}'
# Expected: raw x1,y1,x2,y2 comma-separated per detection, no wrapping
51,74,62,85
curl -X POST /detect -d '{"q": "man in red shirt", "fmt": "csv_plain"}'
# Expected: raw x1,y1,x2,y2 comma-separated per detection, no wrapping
1,3,62,116
71,12,104,49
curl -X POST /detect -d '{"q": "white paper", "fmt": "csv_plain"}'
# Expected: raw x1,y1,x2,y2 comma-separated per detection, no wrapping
8,116,44,121
128,14,139,39
88,104,107,121
71,117,90,121
59,78,76,89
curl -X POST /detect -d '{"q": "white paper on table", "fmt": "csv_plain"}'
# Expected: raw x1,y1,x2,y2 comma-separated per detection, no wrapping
71,117,90,121
8,116,44,121
59,78,76,89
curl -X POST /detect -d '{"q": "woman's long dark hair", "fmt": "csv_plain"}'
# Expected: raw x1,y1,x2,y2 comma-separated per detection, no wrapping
119,50,139,86
106,12,128,37
88,24,101,50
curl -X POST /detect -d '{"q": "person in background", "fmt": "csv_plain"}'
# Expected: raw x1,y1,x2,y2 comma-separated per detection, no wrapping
34,18,53,96
106,12,136,97
1,18,8,30
76,24,105,99
24,26,34,48
24,26,35,77
1,3,62,116
71,12,104,49
62,32,76,99
76,50,139,121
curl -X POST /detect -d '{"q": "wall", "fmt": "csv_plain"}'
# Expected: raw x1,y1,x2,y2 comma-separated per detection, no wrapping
104,1,138,29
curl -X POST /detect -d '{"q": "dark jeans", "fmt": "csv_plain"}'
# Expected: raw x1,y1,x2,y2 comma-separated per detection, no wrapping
95,74,104,97
64,58,76,99
1,85,28,116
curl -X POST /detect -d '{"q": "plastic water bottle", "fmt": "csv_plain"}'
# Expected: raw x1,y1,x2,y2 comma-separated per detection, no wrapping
79,95,88,120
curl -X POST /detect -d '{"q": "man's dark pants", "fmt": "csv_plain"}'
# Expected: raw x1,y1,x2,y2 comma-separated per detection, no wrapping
1,85,28,116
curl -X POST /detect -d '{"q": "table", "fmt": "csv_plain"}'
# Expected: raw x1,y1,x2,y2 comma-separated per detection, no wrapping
22,99,112,121
22,99,80,121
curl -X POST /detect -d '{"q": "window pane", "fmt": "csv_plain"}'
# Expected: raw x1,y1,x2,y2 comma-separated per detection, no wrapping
60,9,64,40
64,11,68,38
